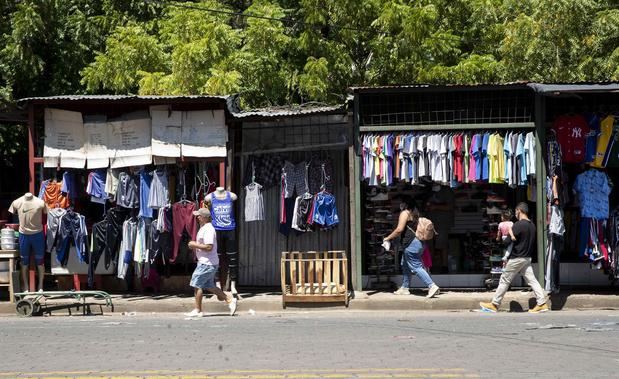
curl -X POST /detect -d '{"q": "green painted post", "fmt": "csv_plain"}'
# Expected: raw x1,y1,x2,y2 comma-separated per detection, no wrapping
534,94,547,286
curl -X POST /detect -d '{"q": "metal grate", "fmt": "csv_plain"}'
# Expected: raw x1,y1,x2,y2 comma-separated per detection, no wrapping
359,90,534,127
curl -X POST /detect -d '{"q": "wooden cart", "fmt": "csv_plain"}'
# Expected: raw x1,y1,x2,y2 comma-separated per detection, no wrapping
281,250,349,308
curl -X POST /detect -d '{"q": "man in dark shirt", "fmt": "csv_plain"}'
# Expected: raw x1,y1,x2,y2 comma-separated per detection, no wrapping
480,202,548,313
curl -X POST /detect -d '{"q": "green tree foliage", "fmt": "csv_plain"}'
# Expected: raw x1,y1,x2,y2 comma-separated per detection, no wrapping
2,0,619,109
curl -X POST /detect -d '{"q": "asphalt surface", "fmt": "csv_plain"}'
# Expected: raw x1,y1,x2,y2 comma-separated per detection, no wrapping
1,310,618,378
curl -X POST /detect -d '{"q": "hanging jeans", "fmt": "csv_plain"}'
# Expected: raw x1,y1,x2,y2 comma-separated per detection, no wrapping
56,212,88,266
401,239,434,288
88,221,107,288
104,207,129,269
545,233,564,294
171,202,197,264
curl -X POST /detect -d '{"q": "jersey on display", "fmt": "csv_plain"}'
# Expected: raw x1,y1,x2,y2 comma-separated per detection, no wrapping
552,115,589,163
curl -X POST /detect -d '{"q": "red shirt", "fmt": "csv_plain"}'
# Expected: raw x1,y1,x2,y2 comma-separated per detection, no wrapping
553,115,589,163
453,134,464,182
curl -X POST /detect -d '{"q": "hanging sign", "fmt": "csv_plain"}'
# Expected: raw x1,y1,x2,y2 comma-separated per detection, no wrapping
150,105,182,158
108,110,152,168
182,110,227,157
83,115,110,169
43,108,86,168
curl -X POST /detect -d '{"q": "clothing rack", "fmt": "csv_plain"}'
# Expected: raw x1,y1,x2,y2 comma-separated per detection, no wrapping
359,122,535,132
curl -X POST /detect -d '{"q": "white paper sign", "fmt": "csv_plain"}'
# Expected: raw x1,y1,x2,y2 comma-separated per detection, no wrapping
182,110,227,157
43,108,86,168
84,115,110,169
109,111,152,168
151,106,182,158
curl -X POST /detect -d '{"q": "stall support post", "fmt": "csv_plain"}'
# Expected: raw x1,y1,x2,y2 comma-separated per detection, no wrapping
534,94,547,286
350,94,363,291
27,104,36,292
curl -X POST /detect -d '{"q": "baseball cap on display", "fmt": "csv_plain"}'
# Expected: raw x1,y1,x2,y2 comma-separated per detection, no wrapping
192,208,211,218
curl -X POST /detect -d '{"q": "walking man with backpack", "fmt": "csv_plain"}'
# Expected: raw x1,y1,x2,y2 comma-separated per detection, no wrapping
480,202,549,313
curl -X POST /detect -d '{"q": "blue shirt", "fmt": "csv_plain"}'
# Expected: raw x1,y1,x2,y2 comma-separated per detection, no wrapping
472,134,482,181
481,133,490,181
138,169,153,218
573,169,612,219
210,192,236,231
516,134,527,185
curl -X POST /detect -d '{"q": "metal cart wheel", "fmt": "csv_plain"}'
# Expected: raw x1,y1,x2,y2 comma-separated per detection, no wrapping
16,299,34,317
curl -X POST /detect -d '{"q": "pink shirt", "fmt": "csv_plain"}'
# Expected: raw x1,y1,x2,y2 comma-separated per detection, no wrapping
498,221,513,237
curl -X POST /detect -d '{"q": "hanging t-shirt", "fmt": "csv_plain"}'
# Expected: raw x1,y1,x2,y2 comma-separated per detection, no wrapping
591,115,615,168
440,134,450,185
418,135,428,178
604,131,619,168
463,134,470,183
516,133,527,185
553,114,589,163
524,132,536,177
481,133,490,182
584,114,601,163
116,172,140,209
471,134,482,181
504,132,513,186
453,134,464,183
573,169,612,220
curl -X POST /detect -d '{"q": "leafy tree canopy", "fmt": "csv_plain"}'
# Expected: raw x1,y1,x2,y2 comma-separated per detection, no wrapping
0,0,618,109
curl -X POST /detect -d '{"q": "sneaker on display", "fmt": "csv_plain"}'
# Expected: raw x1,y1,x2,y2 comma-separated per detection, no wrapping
228,298,238,316
370,193,389,201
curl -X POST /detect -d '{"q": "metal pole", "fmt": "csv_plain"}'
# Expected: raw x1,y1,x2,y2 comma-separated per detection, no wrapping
534,94,547,286
350,94,363,291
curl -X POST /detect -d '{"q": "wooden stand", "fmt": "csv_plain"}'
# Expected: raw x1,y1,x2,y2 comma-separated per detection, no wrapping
281,250,349,308
0,250,19,303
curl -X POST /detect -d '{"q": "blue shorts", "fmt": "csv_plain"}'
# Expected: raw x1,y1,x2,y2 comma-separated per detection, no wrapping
190,263,218,289
19,232,45,265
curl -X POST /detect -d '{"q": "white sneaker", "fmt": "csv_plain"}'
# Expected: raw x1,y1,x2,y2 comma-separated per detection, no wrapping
228,298,238,316
184,309,203,317
394,287,410,295
427,284,440,298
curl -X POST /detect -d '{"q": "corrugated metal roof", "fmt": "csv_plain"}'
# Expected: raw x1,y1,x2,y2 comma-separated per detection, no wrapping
527,82,619,94
349,82,530,92
231,102,348,119
16,94,230,105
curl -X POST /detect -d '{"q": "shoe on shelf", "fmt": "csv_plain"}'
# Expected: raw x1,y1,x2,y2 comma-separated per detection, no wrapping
370,193,389,201
427,284,440,298
479,302,498,313
394,287,410,295
184,309,203,318
528,303,549,313
228,297,238,316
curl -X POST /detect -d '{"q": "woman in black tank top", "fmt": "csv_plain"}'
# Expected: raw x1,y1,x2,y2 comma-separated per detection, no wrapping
383,196,440,298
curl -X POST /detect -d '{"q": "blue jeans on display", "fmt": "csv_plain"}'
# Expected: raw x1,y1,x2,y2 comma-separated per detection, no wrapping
401,239,434,288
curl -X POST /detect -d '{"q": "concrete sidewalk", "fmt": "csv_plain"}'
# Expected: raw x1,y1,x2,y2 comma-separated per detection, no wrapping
2,289,619,315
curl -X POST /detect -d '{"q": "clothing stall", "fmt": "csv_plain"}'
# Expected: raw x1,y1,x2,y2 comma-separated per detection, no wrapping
535,86,619,292
20,95,231,292
232,107,352,287
351,84,546,289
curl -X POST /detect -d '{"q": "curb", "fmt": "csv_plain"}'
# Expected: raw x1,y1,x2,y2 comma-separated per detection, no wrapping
2,292,619,315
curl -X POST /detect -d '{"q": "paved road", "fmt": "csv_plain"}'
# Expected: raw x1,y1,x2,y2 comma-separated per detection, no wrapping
1,310,618,378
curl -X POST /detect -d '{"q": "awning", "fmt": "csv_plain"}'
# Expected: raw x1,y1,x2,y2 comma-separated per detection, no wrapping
527,83,619,94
